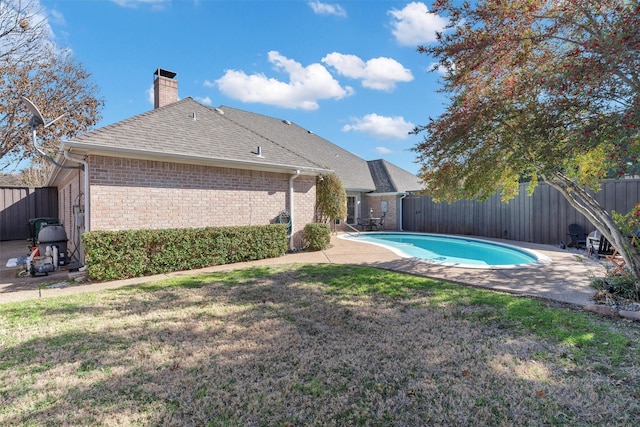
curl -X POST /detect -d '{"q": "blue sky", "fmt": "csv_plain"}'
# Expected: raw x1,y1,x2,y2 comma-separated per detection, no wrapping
39,0,450,174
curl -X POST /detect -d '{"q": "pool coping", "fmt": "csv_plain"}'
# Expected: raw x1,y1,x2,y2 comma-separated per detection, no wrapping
338,232,553,270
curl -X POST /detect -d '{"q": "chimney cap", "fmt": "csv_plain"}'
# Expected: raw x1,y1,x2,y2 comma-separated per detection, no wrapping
154,68,177,79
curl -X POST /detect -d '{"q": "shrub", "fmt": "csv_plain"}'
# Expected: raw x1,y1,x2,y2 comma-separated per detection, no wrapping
82,224,288,281
315,173,347,223
303,223,331,251
591,274,640,302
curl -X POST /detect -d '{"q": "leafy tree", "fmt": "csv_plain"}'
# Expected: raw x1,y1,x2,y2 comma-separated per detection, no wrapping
413,0,640,288
0,172,20,186
0,158,50,186
16,157,52,187
1,0,103,170
315,172,347,225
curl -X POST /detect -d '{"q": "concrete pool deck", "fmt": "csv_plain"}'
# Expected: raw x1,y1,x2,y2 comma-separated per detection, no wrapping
0,234,633,319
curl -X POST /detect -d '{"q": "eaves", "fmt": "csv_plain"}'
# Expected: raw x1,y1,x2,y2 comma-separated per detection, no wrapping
62,141,332,176
365,192,410,197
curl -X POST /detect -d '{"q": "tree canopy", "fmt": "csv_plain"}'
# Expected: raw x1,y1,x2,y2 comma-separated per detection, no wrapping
413,0,640,285
1,0,103,171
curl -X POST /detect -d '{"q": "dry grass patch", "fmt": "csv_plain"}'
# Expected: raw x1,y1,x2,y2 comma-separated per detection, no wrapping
1,264,639,426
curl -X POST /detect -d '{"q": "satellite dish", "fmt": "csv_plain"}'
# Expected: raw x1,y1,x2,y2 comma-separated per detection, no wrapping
21,96,65,128
20,95,79,171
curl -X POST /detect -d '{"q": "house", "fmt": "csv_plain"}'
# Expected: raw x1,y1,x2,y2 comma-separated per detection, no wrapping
217,106,422,230
49,69,421,261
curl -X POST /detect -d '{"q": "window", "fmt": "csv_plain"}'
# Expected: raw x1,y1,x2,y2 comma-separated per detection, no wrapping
347,196,356,224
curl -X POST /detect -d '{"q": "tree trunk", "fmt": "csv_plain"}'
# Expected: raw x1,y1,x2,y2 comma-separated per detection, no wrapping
544,171,640,293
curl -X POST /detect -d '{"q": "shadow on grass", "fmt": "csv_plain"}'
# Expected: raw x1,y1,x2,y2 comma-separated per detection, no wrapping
1,265,638,425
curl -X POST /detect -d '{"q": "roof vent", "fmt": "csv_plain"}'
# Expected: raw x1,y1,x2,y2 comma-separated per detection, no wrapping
282,119,291,125
307,130,314,134
253,146,264,158
214,108,224,115
192,112,197,121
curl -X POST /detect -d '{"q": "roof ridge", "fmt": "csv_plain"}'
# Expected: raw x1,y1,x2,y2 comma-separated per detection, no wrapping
367,159,396,193
217,105,329,171
378,159,397,192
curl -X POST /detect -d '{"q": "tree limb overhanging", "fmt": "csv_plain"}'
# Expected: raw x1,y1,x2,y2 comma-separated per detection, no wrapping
414,0,640,289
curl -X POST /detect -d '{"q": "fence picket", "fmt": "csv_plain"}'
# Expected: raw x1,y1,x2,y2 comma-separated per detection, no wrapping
0,187,59,241
402,179,640,245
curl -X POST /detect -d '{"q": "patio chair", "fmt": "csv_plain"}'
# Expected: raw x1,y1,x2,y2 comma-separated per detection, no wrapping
356,218,369,231
596,236,626,275
567,223,588,249
595,236,615,257
374,216,385,231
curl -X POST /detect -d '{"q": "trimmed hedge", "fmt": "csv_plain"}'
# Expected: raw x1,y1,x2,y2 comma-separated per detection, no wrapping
303,223,331,251
82,224,288,281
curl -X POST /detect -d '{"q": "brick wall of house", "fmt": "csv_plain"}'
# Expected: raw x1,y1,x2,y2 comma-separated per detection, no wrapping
333,194,401,233
365,195,400,231
56,169,85,261
87,155,316,246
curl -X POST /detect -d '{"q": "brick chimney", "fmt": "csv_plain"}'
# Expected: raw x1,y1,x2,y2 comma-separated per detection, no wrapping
153,68,178,109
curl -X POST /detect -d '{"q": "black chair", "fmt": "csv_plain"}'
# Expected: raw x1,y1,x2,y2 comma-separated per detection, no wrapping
357,218,369,231
596,236,626,274
567,223,588,248
595,236,616,257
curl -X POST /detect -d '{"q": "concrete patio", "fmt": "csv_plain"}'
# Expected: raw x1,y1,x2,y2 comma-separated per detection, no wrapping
1,233,612,309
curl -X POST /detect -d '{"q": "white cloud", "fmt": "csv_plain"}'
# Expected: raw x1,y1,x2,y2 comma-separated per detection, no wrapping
342,113,414,140
196,96,212,105
388,2,448,46
48,9,66,26
147,84,154,105
322,53,413,91
215,51,353,110
375,146,393,154
110,0,169,9
308,1,347,17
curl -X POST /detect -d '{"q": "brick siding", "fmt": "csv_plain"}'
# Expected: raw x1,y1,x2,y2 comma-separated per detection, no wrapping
56,169,85,260
367,195,399,230
87,156,316,244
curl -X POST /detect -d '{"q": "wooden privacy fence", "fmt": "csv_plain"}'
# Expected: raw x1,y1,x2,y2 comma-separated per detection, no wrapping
0,187,58,241
402,179,640,245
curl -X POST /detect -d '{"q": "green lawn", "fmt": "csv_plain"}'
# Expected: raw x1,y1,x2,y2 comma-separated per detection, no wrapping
1,264,638,426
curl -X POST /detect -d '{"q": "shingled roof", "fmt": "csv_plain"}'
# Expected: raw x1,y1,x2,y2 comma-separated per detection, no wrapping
219,106,377,191
367,159,422,193
63,98,328,174
60,97,421,193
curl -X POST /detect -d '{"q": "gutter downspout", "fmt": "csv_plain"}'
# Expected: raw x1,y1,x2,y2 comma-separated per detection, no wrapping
289,170,300,250
399,193,407,231
64,150,90,233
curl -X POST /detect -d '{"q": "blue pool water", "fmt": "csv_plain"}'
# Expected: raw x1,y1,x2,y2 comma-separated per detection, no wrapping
343,233,546,268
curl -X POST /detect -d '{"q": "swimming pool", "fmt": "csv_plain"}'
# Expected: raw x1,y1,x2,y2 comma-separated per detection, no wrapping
341,232,550,269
